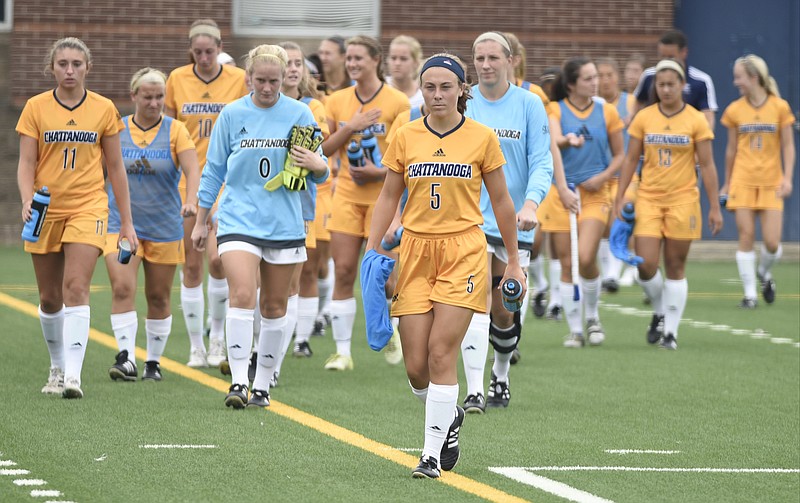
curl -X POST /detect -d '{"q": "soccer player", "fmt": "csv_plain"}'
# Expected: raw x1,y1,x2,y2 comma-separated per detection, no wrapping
366,53,525,478
632,30,717,129
191,44,329,409
105,68,200,382
321,36,409,371
318,36,351,94
538,57,625,348
459,32,553,412
165,18,249,369
615,59,723,350
17,37,137,398
720,55,795,308
387,35,424,109
624,54,646,94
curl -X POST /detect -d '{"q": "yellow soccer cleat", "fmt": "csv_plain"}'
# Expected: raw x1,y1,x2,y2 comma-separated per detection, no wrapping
323,353,354,371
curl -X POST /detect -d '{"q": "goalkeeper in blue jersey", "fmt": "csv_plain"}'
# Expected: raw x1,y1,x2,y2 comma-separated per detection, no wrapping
192,44,329,410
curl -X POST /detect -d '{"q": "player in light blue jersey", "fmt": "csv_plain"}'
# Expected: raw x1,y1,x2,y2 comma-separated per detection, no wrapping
458,32,556,412
104,68,199,383
191,45,329,409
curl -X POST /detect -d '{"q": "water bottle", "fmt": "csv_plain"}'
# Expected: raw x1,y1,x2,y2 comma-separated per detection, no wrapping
621,202,635,223
380,226,404,251
347,140,364,167
501,278,523,312
360,129,382,167
719,194,728,209
21,186,50,243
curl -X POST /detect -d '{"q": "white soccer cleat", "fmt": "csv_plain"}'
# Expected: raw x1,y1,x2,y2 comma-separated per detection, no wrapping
323,353,353,371
206,339,227,367
62,377,83,399
41,367,64,394
563,333,585,348
586,318,606,346
187,347,209,368
384,327,403,365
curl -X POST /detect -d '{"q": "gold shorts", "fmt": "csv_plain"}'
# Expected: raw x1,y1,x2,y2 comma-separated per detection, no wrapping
538,183,611,233
24,210,108,254
634,196,701,240
305,220,317,250
326,194,374,239
391,226,488,316
315,183,333,242
103,234,185,265
726,184,783,211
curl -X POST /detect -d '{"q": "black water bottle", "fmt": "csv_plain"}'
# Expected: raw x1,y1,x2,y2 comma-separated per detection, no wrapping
21,187,50,243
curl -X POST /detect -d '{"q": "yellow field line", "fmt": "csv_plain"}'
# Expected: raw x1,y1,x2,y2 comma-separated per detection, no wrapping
0,291,529,503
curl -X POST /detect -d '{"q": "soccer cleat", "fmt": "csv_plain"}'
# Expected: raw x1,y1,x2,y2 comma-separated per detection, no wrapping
187,347,208,368
324,353,353,371
602,278,619,293
563,332,585,348
384,327,403,365
532,291,547,318
62,377,83,399
738,297,758,309
207,339,227,367
41,367,64,394
647,314,665,344
440,405,464,471
246,388,270,408
761,278,776,304
248,352,257,383
659,333,678,350
293,341,313,358
219,359,231,376
487,378,510,408
586,318,606,346
142,361,162,381
412,455,440,479
109,349,137,381
546,304,562,321
463,393,486,414
312,312,331,337
224,383,248,409
269,371,279,389
510,348,521,365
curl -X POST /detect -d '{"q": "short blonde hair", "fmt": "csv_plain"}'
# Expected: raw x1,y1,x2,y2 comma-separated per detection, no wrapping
44,37,92,76
245,44,288,74
130,67,167,93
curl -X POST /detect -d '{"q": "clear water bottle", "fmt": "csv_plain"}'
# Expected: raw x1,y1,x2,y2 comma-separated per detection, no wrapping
621,202,635,223
361,129,382,167
380,226,404,251
21,186,50,243
347,140,364,167
501,278,523,312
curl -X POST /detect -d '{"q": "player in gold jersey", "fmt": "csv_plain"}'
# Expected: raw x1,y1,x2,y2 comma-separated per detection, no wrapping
16,38,137,398
165,19,249,368
366,53,524,479
615,59,723,350
720,55,795,308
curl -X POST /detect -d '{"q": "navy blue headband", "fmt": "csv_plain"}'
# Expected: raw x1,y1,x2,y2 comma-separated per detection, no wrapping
420,56,465,83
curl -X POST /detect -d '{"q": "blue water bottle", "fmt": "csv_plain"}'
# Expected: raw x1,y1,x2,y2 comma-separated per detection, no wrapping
21,186,50,243
381,226,404,251
501,278,523,312
347,140,364,167
360,130,382,167
621,202,635,223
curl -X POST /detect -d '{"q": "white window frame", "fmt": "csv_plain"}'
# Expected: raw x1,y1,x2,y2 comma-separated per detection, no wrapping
232,0,380,38
0,0,13,32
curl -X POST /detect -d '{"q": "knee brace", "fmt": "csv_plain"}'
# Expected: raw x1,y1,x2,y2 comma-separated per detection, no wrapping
489,318,521,354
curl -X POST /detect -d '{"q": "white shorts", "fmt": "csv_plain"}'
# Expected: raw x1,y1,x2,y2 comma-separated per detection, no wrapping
218,241,307,265
486,243,531,268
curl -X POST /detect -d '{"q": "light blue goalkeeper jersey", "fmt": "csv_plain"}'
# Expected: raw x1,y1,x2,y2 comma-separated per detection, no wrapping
465,83,553,246
198,93,328,247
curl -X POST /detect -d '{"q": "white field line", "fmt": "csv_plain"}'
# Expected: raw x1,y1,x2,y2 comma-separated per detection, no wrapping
0,469,30,476
770,338,794,344
0,460,17,466
604,449,681,454
138,444,217,449
490,467,614,503
44,501,77,503
30,489,62,497
14,479,47,486
384,447,422,453
517,466,800,473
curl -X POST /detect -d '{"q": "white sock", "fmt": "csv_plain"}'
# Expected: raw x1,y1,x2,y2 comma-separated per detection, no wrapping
207,276,228,343
422,383,458,462
295,296,318,344
461,313,489,397
253,288,261,341
252,316,287,391
274,295,299,375
110,310,138,358
409,380,428,404
491,323,515,383
145,316,171,362
607,255,623,281
560,282,582,334
39,305,64,370
63,305,90,384
736,250,758,299
664,278,688,338
330,298,356,356
639,270,665,315
581,275,601,320
225,307,254,386
598,238,610,279
758,244,782,280
531,255,548,292
318,265,333,315
180,283,205,351
549,260,562,306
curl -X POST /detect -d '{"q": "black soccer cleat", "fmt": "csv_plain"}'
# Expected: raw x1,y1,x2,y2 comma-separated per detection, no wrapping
412,455,440,479
659,333,677,350
109,350,137,381
487,378,510,408
602,278,619,293
510,348,521,365
463,393,486,414
546,304,562,321
440,405,465,471
248,352,257,383
293,341,313,357
647,314,665,345
142,361,162,381
246,388,270,408
532,291,547,318
225,383,248,409
761,278,776,304
738,297,757,309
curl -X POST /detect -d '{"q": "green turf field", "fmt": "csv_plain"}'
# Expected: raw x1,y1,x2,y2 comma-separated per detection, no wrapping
0,244,798,503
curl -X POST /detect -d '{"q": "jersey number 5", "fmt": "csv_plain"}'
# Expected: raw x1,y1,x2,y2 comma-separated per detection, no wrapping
430,183,441,210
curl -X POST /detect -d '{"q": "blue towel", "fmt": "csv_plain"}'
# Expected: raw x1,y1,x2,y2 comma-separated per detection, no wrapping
360,249,396,351
609,219,644,266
